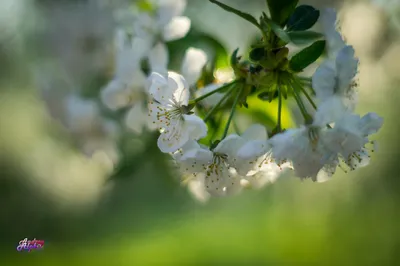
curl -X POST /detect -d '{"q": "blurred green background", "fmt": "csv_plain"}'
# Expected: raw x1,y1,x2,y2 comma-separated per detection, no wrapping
1,0,400,265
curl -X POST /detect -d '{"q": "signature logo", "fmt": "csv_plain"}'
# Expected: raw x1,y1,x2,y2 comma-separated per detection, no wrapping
16,238,45,252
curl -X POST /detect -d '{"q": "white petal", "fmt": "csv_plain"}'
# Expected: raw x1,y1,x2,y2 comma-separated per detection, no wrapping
312,60,336,101
213,134,244,158
157,0,187,25
346,150,370,170
65,95,99,133
320,8,346,58
157,127,190,153
235,140,269,176
147,72,172,103
359,112,383,135
237,140,269,159
181,48,208,86
131,36,152,61
314,96,348,126
134,13,157,39
182,114,207,140
179,147,213,173
179,140,203,154
241,124,268,141
168,71,190,105
162,16,191,41
336,46,359,93
316,159,338,182
269,128,299,162
187,174,210,203
114,28,128,51
125,103,147,134
101,80,132,110
323,119,367,159
292,153,326,180
245,163,285,188
147,98,176,129
204,166,242,197
149,42,169,75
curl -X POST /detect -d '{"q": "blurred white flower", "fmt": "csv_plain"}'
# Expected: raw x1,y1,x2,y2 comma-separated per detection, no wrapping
181,48,208,86
100,31,148,110
64,94,120,164
195,83,226,108
43,1,114,85
133,0,190,44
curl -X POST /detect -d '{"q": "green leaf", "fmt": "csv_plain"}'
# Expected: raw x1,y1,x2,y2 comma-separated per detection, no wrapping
261,14,291,43
287,31,324,45
289,40,326,72
249,47,265,62
287,5,320,31
266,0,299,26
209,0,262,31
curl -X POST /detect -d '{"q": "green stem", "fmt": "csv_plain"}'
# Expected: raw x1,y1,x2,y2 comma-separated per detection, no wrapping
277,84,282,131
222,86,243,139
298,76,312,82
292,77,317,110
233,118,241,135
203,85,235,122
287,79,310,122
190,80,237,104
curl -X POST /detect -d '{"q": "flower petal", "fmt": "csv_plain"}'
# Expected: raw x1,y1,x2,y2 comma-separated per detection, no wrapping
181,48,208,86
312,60,336,101
213,134,244,157
320,8,346,58
101,80,132,110
336,45,358,93
359,112,383,135
187,174,210,203
182,114,207,140
157,127,189,153
241,124,268,141
204,166,242,197
125,102,147,134
157,0,187,25
314,96,348,126
148,72,172,104
149,42,169,75
168,71,190,105
162,16,191,41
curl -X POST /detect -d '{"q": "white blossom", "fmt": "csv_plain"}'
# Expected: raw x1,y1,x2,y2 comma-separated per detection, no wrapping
148,72,207,153
133,0,190,45
181,48,208,86
100,31,147,110
323,111,383,170
312,45,359,114
320,8,346,59
174,140,243,197
269,126,338,182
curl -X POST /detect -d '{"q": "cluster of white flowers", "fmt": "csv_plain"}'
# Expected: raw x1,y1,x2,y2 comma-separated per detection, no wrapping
145,8,383,199
100,0,208,135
